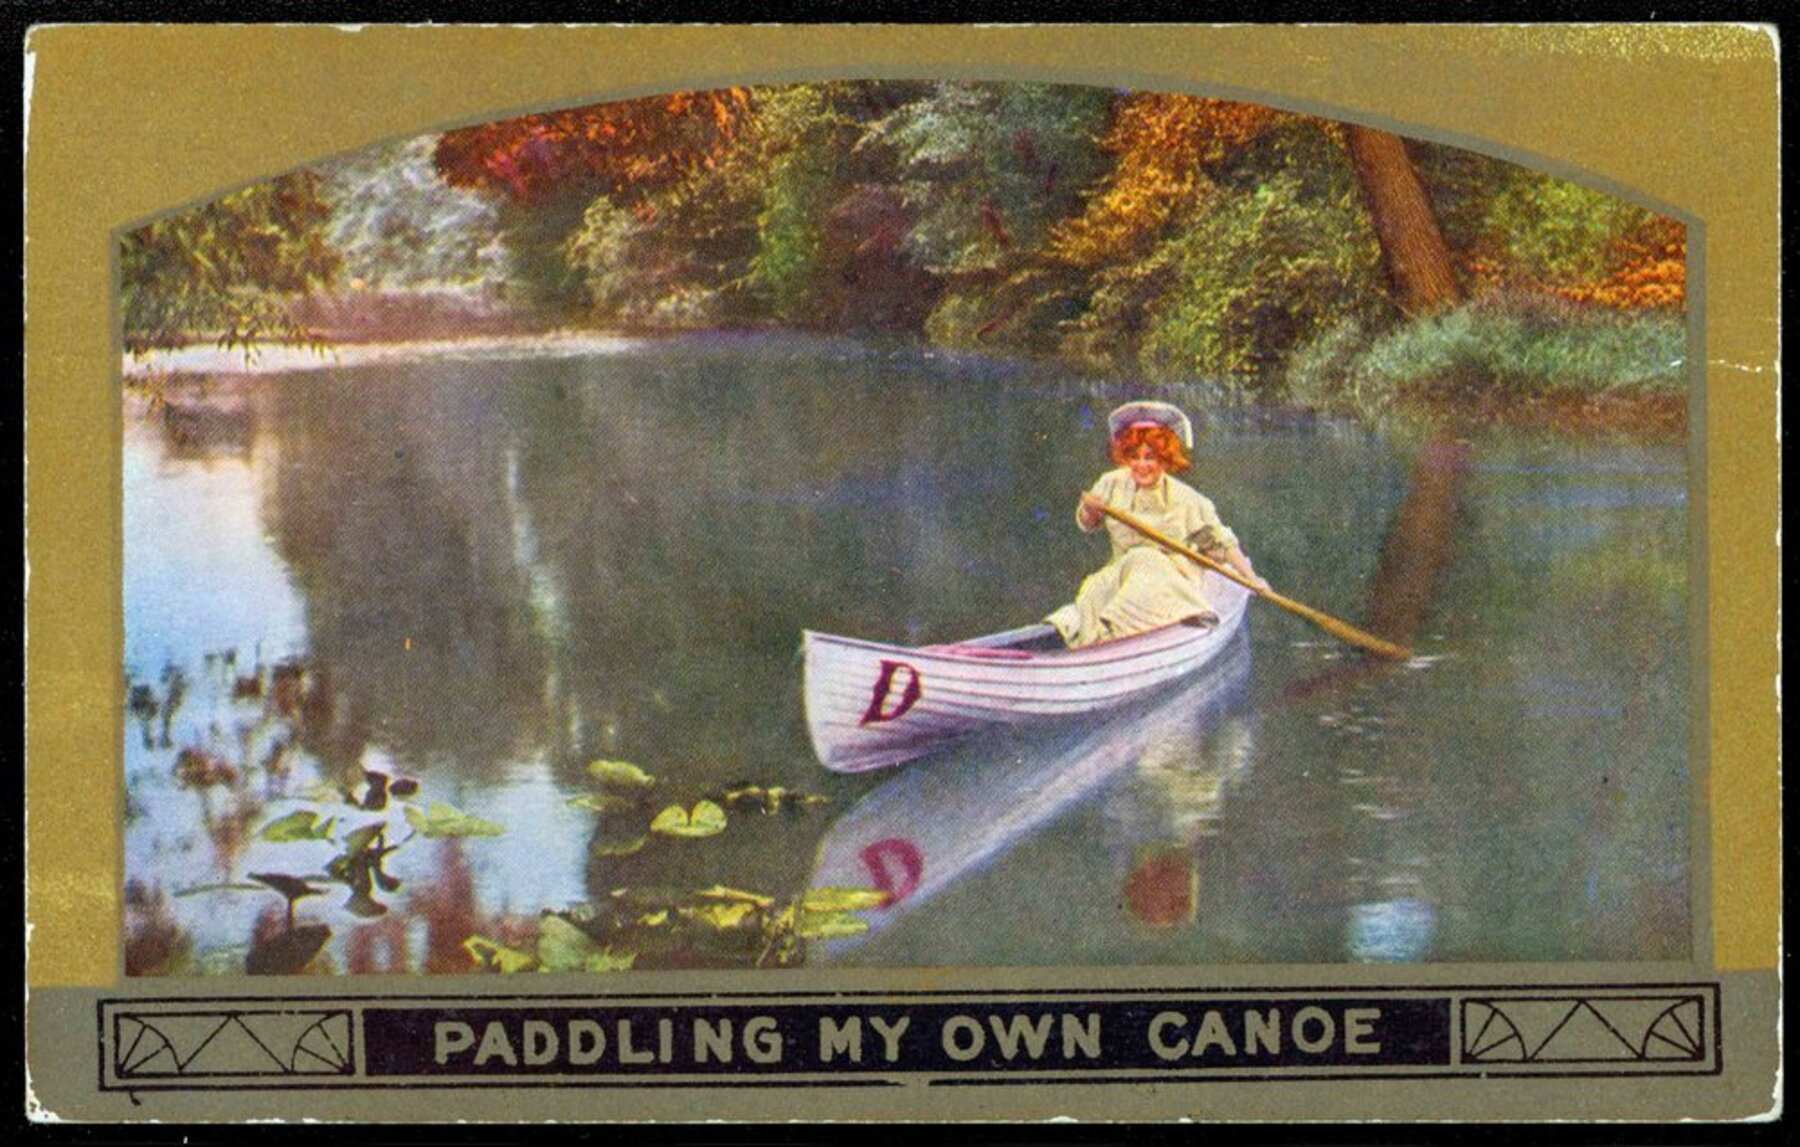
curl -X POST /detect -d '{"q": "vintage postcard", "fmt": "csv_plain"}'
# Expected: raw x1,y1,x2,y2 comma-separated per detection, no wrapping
23,24,1780,1122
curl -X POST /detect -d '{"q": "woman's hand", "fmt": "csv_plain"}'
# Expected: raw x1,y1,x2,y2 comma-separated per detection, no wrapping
1227,546,1271,594
1078,492,1106,528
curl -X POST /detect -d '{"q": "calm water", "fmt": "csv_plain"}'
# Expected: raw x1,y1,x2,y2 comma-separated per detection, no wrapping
122,332,1692,974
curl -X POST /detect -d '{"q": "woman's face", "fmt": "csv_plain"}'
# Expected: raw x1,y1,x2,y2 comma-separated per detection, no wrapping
1127,443,1166,488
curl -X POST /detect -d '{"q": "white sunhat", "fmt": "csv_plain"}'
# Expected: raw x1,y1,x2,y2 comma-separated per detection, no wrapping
1106,401,1194,451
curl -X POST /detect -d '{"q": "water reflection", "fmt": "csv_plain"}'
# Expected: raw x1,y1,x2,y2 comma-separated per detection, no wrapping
121,333,1691,972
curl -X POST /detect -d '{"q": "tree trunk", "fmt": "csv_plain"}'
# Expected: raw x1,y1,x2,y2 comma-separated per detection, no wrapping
1344,125,1463,315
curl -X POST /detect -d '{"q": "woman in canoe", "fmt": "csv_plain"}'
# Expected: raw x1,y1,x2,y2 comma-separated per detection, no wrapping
1047,401,1269,649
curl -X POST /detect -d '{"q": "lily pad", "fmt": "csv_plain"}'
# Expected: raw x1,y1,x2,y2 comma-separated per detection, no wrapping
173,881,267,898
720,784,832,814
587,759,656,791
608,887,687,910
680,901,760,930
537,914,638,974
535,915,597,972
405,801,505,838
591,832,648,857
649,800,727,839
801,887,890,913
695,885,775,909
258,809,337,843
567,793,637,814
463,935,537,974
583,947,637,972
246,923,331,975
295,780,351,805
339,821,387,857
795,911,870,941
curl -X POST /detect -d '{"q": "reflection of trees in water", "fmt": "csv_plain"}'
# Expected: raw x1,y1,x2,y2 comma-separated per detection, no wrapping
259,369,553,777
151,381,259,464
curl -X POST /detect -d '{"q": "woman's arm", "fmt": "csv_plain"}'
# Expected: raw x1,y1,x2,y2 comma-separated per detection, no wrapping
1222,544,1271,594
1077,491,1105,531
1191,495,1271,593
1077,473,1113,532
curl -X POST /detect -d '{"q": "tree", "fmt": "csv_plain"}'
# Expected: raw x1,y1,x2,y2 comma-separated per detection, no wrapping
1049,92,1293,269
1343,126,1463,315
317,135,505,289
120,172,341,356
862,82,1111,274
433,90,753,206
432,90,753,310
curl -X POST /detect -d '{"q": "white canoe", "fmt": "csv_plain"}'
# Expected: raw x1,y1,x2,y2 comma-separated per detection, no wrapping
802,571,1251,772
804,632,1253,952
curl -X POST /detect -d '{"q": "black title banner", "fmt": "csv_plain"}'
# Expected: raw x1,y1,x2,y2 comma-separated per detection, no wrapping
363,998,1449,1075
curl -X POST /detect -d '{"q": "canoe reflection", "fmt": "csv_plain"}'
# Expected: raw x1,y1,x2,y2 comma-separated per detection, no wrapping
807,629,1252,954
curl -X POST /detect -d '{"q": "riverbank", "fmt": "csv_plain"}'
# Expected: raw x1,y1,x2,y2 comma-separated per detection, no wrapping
122,322,1688,444
122,329,650,379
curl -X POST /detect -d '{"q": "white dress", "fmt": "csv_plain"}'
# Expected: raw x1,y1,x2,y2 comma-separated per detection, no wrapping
1047,468,1240,648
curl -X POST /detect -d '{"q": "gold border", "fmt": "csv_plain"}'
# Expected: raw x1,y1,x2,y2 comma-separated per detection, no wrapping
25,24,1779,988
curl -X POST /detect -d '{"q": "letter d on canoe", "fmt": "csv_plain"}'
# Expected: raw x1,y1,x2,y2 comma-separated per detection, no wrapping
860,660,923,725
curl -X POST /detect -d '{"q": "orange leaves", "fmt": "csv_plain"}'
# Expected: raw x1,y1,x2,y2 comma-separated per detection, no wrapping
1048,93,1299,267
1544,217,1686,311
434,88,753,204
1554,217,1686,311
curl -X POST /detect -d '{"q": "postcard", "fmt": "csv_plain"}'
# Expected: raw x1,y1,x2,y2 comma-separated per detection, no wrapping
22,24,1780,1122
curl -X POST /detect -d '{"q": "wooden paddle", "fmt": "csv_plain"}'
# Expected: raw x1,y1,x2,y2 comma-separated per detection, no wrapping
1094,502,1412,661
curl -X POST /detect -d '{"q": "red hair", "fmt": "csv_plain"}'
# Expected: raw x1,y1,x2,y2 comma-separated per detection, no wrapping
1110,423,1191,472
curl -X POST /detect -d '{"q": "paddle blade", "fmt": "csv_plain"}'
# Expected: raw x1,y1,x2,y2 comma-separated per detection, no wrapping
1271,593,1412,660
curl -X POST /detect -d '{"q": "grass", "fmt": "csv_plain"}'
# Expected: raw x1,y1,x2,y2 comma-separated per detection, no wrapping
1286,291,1687,423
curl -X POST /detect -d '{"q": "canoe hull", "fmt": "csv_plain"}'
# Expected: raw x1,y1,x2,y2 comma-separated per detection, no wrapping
803,572,1250,772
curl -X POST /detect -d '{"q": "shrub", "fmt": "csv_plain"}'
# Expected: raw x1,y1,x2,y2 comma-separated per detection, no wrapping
1136,136,1390,393
1286,290,1687,417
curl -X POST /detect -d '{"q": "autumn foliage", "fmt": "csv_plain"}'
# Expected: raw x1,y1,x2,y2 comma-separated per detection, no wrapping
123,80,1686,411
432,90,753,205
1050,94,1298,267
121,172,341,355
1553,217,1686,311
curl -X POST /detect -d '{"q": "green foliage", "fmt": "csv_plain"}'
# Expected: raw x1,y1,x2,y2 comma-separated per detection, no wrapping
743,85,849,321
864,82,1111,274
1482,175,1660,285
462,934,537,973
1138,126,1390,391
1287,291,1688,417
121,171,341,355
536,914,637,973
494,192,593,312
1414,142,1668,291
562,198,650,315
